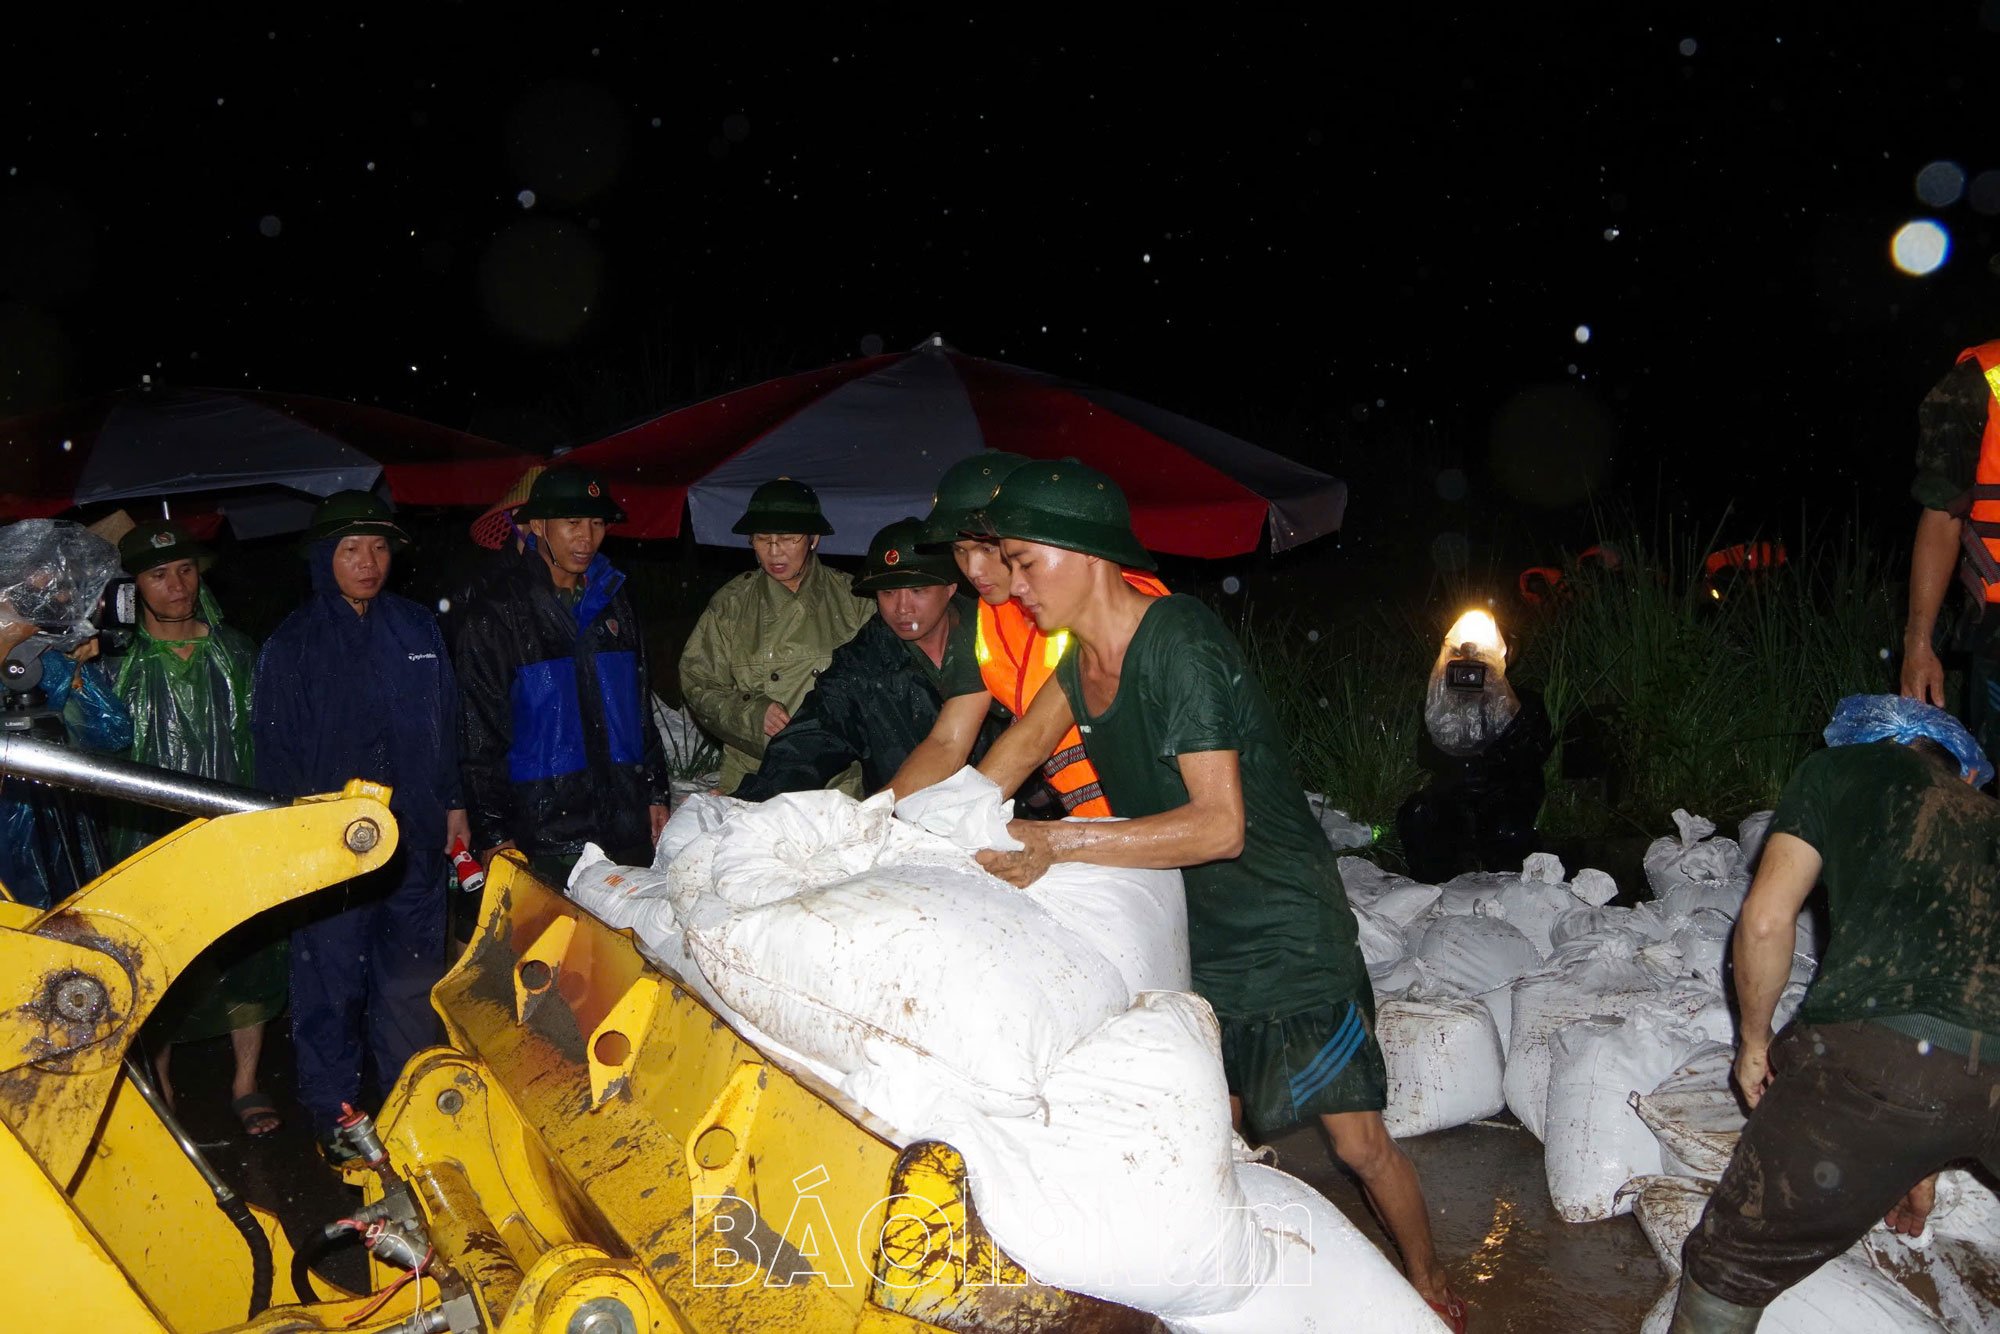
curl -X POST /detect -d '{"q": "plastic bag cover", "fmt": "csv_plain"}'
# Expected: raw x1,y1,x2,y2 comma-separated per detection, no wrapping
0,519,123,651
1823,693,1992,788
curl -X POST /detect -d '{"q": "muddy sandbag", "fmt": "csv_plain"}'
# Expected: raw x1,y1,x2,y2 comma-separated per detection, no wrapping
1544,1011,1707,1221
1630,1042,1744,1179
1379,998,1506,1138
1414,910,1543,997
1167,1163,1450,1334
1634,1176,1954,1333
1862,1171,2000,1331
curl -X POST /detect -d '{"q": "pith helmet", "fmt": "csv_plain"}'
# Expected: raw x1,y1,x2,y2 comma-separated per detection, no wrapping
512,467,625,523
918,451,1029,545
978,462,1156,571
732,477,834,536
119,520,215,576
853,518,960,592
302,491,410,550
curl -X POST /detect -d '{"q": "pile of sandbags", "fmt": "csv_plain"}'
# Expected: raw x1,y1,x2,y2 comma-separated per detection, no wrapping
568,786,1444,1330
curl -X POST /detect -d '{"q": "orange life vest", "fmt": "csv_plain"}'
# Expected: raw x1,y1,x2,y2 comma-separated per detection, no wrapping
1959,341,2000,602
975,570,1169,817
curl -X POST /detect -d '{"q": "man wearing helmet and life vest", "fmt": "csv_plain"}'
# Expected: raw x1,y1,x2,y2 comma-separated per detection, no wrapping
883,451,1166,812
1901,340,2000,766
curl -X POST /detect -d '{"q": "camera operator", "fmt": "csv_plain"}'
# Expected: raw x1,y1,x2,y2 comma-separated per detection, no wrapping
0,519,135,909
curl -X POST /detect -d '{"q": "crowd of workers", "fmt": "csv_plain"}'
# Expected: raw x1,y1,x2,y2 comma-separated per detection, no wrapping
1,337,1998,1332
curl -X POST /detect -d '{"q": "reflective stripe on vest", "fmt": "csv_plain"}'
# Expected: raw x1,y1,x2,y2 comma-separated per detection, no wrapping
1959,341,2000,603
975,571,1169,816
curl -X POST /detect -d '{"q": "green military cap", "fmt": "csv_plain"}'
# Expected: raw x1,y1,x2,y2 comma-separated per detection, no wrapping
302,491,411,550
512,466,627,523
119,520,215,576
852,518,961,593
978,461,1156,571
918,451,1030,545
732,477,834,536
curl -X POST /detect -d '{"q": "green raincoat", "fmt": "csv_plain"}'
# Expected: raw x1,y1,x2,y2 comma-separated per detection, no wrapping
111,587,287,1042
679,557,876,794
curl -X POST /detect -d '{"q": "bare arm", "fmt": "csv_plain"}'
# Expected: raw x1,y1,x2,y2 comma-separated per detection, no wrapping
882,690,997,799
973,680,1075,799
1903,507,1961,707
1732,830,1822,1106
976,749,1246,885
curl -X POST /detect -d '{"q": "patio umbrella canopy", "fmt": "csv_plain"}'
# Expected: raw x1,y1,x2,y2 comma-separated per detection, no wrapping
563,339,1347,558
0,387,537,538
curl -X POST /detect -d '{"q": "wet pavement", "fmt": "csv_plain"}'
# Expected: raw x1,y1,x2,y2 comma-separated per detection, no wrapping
1269,1115,1665,1333
166,1025,1667,1330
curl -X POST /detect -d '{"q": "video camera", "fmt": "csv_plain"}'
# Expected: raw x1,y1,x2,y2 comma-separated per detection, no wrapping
1,520,137,703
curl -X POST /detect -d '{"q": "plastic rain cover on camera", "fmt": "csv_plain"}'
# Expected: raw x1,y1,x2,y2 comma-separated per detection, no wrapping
0,519,122,652
1422,611,1521,758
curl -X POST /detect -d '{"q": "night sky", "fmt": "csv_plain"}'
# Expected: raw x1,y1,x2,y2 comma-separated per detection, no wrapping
7,8,1999,549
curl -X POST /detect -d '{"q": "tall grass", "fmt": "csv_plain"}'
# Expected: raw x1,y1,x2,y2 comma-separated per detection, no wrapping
1240,518,1901,848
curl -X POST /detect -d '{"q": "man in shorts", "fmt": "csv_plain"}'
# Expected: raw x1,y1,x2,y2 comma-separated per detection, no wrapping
958,461,1465,1330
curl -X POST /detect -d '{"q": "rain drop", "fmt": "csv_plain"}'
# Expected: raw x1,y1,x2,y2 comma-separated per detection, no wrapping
1142,252,1152,263
860,333,885,356
1603,226,1621,241
437,598,453,614
1678,37,1697,56
650,117,662,128
60,438,72,453
1574,324,1592,343
1917,1039,1933,1055
1916,160,1967,208
258,215,282,238
1306,629,1321,643
365,161,376,172
1812,1161,1841,1190
1436,468,1469,501
517,189,537,209
1891,219,1950,275
1221,575,1242,595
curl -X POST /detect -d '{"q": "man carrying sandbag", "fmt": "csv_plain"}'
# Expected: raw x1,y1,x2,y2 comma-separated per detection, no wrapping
1670,694,2000,1332
962,462,1467,1333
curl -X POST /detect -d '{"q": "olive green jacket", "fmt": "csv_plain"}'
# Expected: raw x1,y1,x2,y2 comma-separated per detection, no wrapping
679,558,877,794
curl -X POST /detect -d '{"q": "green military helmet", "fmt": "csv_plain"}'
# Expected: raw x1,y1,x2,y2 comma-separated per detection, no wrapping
978,461,1156,571
852,517,961,593
302,491,411,550
917,451,1030,545
119,520,215,576
512,466,627,523
732,477,834,536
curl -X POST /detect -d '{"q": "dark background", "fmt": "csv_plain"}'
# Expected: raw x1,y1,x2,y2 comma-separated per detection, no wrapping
6,7,1999,568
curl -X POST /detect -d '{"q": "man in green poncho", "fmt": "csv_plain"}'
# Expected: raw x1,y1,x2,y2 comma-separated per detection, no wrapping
109,521,286,1138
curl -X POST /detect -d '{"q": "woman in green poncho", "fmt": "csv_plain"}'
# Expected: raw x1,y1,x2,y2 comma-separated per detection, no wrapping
109,521,287,1137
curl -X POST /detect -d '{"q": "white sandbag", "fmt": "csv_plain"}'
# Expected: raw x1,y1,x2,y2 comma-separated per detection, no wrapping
893,764,1023,851
1167,1163,1449,1334
1630,1042,1743,1179
1571,867,1620,906
1335,856,1442,928
1549,904,1627,949
1737,809,1776,869
706,788,901,909
1858,1170,2000,1331
876,992,1271,1317
1644,808,1746,904
1634,1176,1953,1334
1019,859,1191,997
1623,1173,1713,1275
1354,901,1422,998
1544,1010,1706,1221
1667,909,1734,988
1414,910,1543,997
567,841,675,929
1504,932,1682,1138
688,858,1129,1114
1431,869,1519,917
1379,998,1506,1138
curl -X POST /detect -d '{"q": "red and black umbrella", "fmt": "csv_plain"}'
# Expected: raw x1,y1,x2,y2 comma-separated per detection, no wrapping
563,339,1347,558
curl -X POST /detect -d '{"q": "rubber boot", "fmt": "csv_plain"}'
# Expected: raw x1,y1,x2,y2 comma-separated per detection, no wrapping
1667,1272,1763,1333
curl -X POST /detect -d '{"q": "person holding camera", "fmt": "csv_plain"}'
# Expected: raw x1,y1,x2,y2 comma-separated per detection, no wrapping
0,519,134,910
108,520,287,1139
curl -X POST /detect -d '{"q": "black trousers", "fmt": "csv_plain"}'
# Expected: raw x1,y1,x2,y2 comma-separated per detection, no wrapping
1683,1019,2000,1307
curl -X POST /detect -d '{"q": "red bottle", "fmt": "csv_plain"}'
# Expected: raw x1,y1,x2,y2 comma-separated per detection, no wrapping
448,837,485,894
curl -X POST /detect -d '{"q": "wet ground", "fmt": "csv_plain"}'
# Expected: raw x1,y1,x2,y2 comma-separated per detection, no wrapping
166,1026,1668,1330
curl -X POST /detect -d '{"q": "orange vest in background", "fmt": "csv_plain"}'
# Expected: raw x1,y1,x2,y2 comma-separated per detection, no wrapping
975,570,1170,817
1959,341,2000,602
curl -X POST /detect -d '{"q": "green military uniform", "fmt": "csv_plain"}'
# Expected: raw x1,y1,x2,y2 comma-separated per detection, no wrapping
680,480,876,794
982,463,1382,1140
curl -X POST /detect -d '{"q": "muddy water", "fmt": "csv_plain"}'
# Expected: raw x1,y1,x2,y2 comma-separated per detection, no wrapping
1268,1117,1666,1333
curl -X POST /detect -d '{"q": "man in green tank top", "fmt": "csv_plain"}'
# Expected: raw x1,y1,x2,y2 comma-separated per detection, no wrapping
958,461,1465,1331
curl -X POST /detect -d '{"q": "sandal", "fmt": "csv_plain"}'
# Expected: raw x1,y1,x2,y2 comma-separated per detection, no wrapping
231,1092,283,1139
1427,1293,1469,1334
